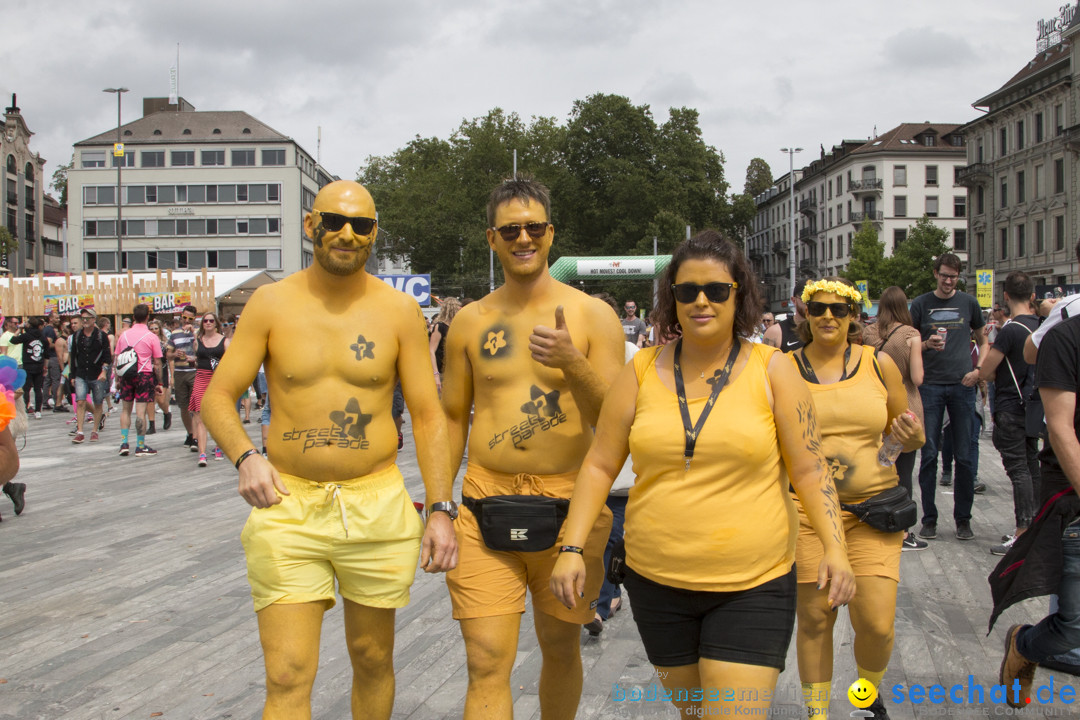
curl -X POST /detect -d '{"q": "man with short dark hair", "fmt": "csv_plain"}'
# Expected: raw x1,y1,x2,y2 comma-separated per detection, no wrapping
912,253,988,541
763,278,807,352
116,304,164,457
979,272,1040,554
69,308,111,444
168,305,199,451
621,301,646,348
42,311,65,412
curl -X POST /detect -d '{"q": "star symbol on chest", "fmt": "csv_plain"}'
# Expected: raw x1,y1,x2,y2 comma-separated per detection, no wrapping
350,335,375,361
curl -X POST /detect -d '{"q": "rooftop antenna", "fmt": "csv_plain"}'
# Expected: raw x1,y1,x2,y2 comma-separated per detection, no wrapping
317,126,322,165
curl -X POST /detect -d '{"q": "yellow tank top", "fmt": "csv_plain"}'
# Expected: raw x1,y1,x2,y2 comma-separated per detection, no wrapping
791,344,897,504
625,342,797,592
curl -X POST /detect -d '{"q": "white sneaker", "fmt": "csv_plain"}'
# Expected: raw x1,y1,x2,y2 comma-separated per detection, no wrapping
34,411,41,419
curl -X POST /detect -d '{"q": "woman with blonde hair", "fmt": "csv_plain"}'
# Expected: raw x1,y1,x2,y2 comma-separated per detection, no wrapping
429,297,461,393
189,313,229,467
862,286,926,551
791,277,925,718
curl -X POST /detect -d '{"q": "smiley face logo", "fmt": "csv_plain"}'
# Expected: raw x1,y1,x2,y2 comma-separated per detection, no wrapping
847,678,877,709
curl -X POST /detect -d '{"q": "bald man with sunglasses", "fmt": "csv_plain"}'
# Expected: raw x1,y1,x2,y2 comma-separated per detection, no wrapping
441,177,625,720
201,180,456,720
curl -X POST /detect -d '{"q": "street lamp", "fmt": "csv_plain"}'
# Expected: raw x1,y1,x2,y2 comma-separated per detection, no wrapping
103,87,128,272
780,147,802,302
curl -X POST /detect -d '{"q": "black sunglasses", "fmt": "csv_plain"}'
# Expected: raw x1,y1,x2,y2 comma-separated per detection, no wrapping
806,301,854,318
314,210,376,235
493,222,549,242
671,282,739,304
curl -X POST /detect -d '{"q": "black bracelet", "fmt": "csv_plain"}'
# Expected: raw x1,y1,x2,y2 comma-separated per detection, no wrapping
558,545,584,555
235,448,259,470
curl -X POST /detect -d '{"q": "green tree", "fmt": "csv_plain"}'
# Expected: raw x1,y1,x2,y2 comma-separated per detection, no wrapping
842,220,888,298
888,216,952,297
742,158,773,196
51,156,73,206
0,226,16,258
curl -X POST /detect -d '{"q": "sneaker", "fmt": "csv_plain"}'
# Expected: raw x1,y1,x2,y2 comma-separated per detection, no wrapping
98,415,106,431
163,412,172,431
89,431,99,443
398,431,404,450
34,411,41,419
584,615,603,636
974,481,987,494
135,445,157,457
198,453,208,467
866,696,891,720
147,422,156,435
3,482,26,515
918,522,937,540
991,535,1017,556
214,447,224,461
68,428,78,436
956,521,974,540
118,442,130,456
939,472,952,487
52,406,66,413
1000,624,1036,708
72,431,85,444
902,532,928,551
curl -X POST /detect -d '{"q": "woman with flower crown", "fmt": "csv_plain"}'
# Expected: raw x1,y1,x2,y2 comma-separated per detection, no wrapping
790,277,925,719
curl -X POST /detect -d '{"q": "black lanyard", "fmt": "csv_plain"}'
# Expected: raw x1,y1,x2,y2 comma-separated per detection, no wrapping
673,338,742,470
795,344,852,384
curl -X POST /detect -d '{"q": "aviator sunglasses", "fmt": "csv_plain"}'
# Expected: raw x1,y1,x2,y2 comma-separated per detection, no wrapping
493,222,550,242
314,210,376,235
806,301,854,318
671,282,739,304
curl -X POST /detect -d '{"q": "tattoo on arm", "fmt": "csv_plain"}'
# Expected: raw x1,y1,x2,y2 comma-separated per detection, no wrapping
350,334,375,361
796,399,844,546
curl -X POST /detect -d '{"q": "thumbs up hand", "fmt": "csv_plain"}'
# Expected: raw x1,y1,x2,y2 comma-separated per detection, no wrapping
530,305,580,369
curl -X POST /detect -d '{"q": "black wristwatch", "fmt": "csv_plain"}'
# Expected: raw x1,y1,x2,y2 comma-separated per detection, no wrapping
429,501,459,520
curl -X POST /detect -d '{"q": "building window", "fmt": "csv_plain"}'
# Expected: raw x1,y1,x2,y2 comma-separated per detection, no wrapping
1000,228,1008,260
81,151,105,168
893,229,907,252
894,196,907,217
1017,171,1026,203
977,232,985,263
926,166,938,186
268,184,280,202
1017,224,1026,257
237,184,248,202
1036,112,1045,143
201,150,225,166
141,151,165,168
954,229,967,251
1036,219,1045,255
84,220,116,237
231,149,256,166
976,185,984,214
1035,164,1044,198
954,195,966,217
1016,120,1025,150
83,186,115,205
1055,158,1065,194
893,165,907,186
999,127,1008,156
954,166,963,185
923,135,935,147
1055,104,1064,135
1055,215,1066,250
926,196,939,217
1000,177,1008,207
828,238,833,260
262,149,285,166
111,153,135,168
171,150,195,167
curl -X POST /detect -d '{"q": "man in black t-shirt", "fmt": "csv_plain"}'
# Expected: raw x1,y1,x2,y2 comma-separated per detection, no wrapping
979,272,1040,553
763,277,807,352
999,313,1080,706
910,253,988,541
42,311,64,412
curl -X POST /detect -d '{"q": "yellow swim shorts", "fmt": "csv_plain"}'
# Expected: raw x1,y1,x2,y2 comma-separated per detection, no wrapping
241,464,425,612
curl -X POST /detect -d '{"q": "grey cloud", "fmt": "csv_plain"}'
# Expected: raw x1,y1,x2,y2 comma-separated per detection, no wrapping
882,27,975,69
640,72,706,108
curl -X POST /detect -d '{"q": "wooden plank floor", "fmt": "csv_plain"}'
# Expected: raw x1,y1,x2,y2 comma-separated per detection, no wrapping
1,406,1077,719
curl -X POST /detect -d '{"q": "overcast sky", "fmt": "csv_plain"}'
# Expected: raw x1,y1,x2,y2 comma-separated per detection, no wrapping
2,0,1061,197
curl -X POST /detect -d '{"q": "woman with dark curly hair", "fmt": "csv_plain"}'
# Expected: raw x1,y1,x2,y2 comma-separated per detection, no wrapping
552,231,854,719
790,277,924,718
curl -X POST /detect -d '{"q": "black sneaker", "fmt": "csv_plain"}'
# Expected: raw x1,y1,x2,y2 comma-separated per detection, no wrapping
956,521,974,540
135,445,157,457
98,415,106,431
918,522,937,540
147,422,156,435
118,442,130,456
163,412,172,431
52,406,67,413
974,481,987,494
866,695,891,719
3,482,26,516
902,532,928,551
939,472,952,487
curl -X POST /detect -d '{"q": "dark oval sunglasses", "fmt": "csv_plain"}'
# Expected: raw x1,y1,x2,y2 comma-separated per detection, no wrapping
314,210,376,235
493,222,550,242
671,282,738,304
806,301,854,318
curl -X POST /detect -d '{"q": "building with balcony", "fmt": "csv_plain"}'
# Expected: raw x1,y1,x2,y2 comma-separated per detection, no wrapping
68,97,338,278
1,94,47,276
745,169,806,313
959,18,1077,298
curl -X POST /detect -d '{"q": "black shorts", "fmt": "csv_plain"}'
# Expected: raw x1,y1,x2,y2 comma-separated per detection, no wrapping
623,566,796,670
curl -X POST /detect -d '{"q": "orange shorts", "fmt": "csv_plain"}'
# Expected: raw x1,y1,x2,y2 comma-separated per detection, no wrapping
794,501,902,584
446,463,613,624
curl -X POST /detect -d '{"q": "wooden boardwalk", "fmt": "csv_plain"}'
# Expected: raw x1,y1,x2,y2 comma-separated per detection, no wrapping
1,407,1078,719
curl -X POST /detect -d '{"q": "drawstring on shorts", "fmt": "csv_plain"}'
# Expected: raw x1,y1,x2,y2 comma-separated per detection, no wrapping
324,483,348,538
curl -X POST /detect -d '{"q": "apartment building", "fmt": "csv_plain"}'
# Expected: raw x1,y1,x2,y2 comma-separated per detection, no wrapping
1,95,47,275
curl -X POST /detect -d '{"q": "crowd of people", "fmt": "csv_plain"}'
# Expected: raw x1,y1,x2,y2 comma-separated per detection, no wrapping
2,175,1079,719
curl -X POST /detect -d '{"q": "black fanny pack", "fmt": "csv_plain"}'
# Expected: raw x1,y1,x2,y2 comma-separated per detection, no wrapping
840,485,917,533
462,495,570,552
